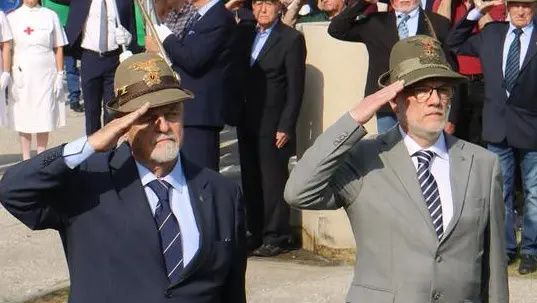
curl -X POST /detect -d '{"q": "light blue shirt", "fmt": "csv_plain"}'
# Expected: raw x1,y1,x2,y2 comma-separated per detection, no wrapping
467,8,534,95
63,137,200,266
395,7,420,39
198,0,220,17
502,22,534,78
250,20,278,66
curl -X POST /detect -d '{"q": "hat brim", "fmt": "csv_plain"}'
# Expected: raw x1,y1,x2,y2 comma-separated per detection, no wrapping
378,67,468,88
106,87,194,114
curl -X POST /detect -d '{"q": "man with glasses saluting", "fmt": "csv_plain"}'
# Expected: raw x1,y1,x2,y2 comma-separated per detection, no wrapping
285,36,508,303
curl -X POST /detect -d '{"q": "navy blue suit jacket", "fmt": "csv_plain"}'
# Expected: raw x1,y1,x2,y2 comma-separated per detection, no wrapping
0,144,246,303
163,2,240,127
447,16,537,150
50,0,143,57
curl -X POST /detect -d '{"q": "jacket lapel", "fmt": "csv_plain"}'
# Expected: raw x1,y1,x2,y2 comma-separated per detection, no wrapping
169,155,213,288
520,21,537,72
109,143,163,258
384,13,400,45
378,127,438,243
254,22,282,64
441,135,473,243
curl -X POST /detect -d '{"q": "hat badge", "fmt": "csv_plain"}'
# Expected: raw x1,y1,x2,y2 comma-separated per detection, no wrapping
129,58,165,87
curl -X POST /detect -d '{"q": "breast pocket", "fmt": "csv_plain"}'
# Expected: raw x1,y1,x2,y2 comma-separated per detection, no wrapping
346,284,395,303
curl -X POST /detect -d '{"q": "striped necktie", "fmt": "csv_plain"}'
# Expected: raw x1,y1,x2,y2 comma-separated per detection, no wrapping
504,28,523,93
414,150,444,240
147,179,184,283
398,14,411,40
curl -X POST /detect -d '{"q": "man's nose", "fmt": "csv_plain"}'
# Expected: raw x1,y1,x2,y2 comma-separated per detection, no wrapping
155,115,171,132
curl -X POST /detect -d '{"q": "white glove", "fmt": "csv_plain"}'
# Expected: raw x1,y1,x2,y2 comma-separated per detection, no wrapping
0,72,10,90
54,71,64,100
115,25,132,46
154,24,173,42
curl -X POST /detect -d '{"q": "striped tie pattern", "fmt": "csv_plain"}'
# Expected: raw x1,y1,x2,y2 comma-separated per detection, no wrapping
414,150,444,240
147,180,184,284
398,14,411,40
504,28,523,93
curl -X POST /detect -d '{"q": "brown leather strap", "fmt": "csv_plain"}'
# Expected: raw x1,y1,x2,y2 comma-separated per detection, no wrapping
116,75,181,106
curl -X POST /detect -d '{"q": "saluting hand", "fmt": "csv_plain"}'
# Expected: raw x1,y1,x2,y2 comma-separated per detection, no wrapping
349,80,405,125
473,0,504,15
87,102,150,152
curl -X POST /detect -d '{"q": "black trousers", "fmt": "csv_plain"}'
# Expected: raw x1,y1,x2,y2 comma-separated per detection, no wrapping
237,128,293,248
454,77,485,147
182,126,222,172
80,50,119,135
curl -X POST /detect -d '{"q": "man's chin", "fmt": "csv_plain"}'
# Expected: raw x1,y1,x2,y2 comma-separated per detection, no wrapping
150,143,180,164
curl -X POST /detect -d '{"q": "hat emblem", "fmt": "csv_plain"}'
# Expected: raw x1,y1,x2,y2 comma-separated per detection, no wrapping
410,38,443,65
129,58,165,87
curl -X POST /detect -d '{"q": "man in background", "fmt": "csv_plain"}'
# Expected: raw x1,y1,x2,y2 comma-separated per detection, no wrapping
42,0,84,113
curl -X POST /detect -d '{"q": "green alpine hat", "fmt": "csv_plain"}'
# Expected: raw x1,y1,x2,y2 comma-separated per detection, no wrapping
378,35,467,88
106,53,193,114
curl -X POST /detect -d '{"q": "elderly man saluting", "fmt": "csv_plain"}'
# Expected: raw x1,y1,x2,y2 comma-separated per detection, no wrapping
285,36,508,303
0,53,246,303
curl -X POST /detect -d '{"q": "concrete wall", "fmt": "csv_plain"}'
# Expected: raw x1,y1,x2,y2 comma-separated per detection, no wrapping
291,22,378,259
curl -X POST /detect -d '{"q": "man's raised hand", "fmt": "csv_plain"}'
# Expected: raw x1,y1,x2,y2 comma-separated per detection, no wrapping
349,80,404,125
88,103,150,152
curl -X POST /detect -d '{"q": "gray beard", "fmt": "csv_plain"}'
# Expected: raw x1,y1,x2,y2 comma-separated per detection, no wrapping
150,141,180,163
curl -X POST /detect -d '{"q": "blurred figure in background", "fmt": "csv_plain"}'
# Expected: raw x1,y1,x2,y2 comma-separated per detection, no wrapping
42,0,84,113
236,0,306,256
0,9,12,128
7,0,68,160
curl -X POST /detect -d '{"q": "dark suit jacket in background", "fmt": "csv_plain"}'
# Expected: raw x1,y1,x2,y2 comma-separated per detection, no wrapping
447,16,537,150
163,2,240,127
50,0,143,57
328,1,461,123
237,20,307,137
0,145,246,303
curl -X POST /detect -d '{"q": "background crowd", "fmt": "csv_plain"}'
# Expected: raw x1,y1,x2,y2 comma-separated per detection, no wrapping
0,0,535,279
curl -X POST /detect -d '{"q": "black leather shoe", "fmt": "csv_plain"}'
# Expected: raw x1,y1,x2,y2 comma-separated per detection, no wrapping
507,252,517,265
252,244,288,257
518,254,537,275
70,102,84,113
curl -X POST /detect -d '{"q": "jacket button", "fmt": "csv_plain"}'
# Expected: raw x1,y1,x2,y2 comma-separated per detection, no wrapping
164,290,172,298
435,255,443,263
432,291,442,300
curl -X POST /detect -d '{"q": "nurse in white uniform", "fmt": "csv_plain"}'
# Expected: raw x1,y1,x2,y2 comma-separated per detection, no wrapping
7,0,68,160
0,10,13,127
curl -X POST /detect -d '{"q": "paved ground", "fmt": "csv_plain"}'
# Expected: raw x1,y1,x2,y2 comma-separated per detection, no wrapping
0,110,536,303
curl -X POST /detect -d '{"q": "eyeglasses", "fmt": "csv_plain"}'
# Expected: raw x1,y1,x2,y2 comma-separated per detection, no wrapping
410,85,454,103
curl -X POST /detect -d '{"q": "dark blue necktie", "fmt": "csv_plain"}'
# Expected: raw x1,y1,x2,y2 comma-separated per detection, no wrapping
505,28,523,93
147,180,184,283
414,150,444,240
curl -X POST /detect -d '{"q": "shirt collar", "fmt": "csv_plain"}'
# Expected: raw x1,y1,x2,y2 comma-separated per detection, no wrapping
508,21,534,37
256,19,278,35
136,157,185,193
395,6,419,20
197,0,220,17
21,4,41,11
398,125,449,160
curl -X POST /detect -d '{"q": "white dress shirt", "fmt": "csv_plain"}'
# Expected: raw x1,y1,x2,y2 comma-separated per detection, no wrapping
399,127,454,230
395,7,420,38
81,0,119,52
63,137,200,266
